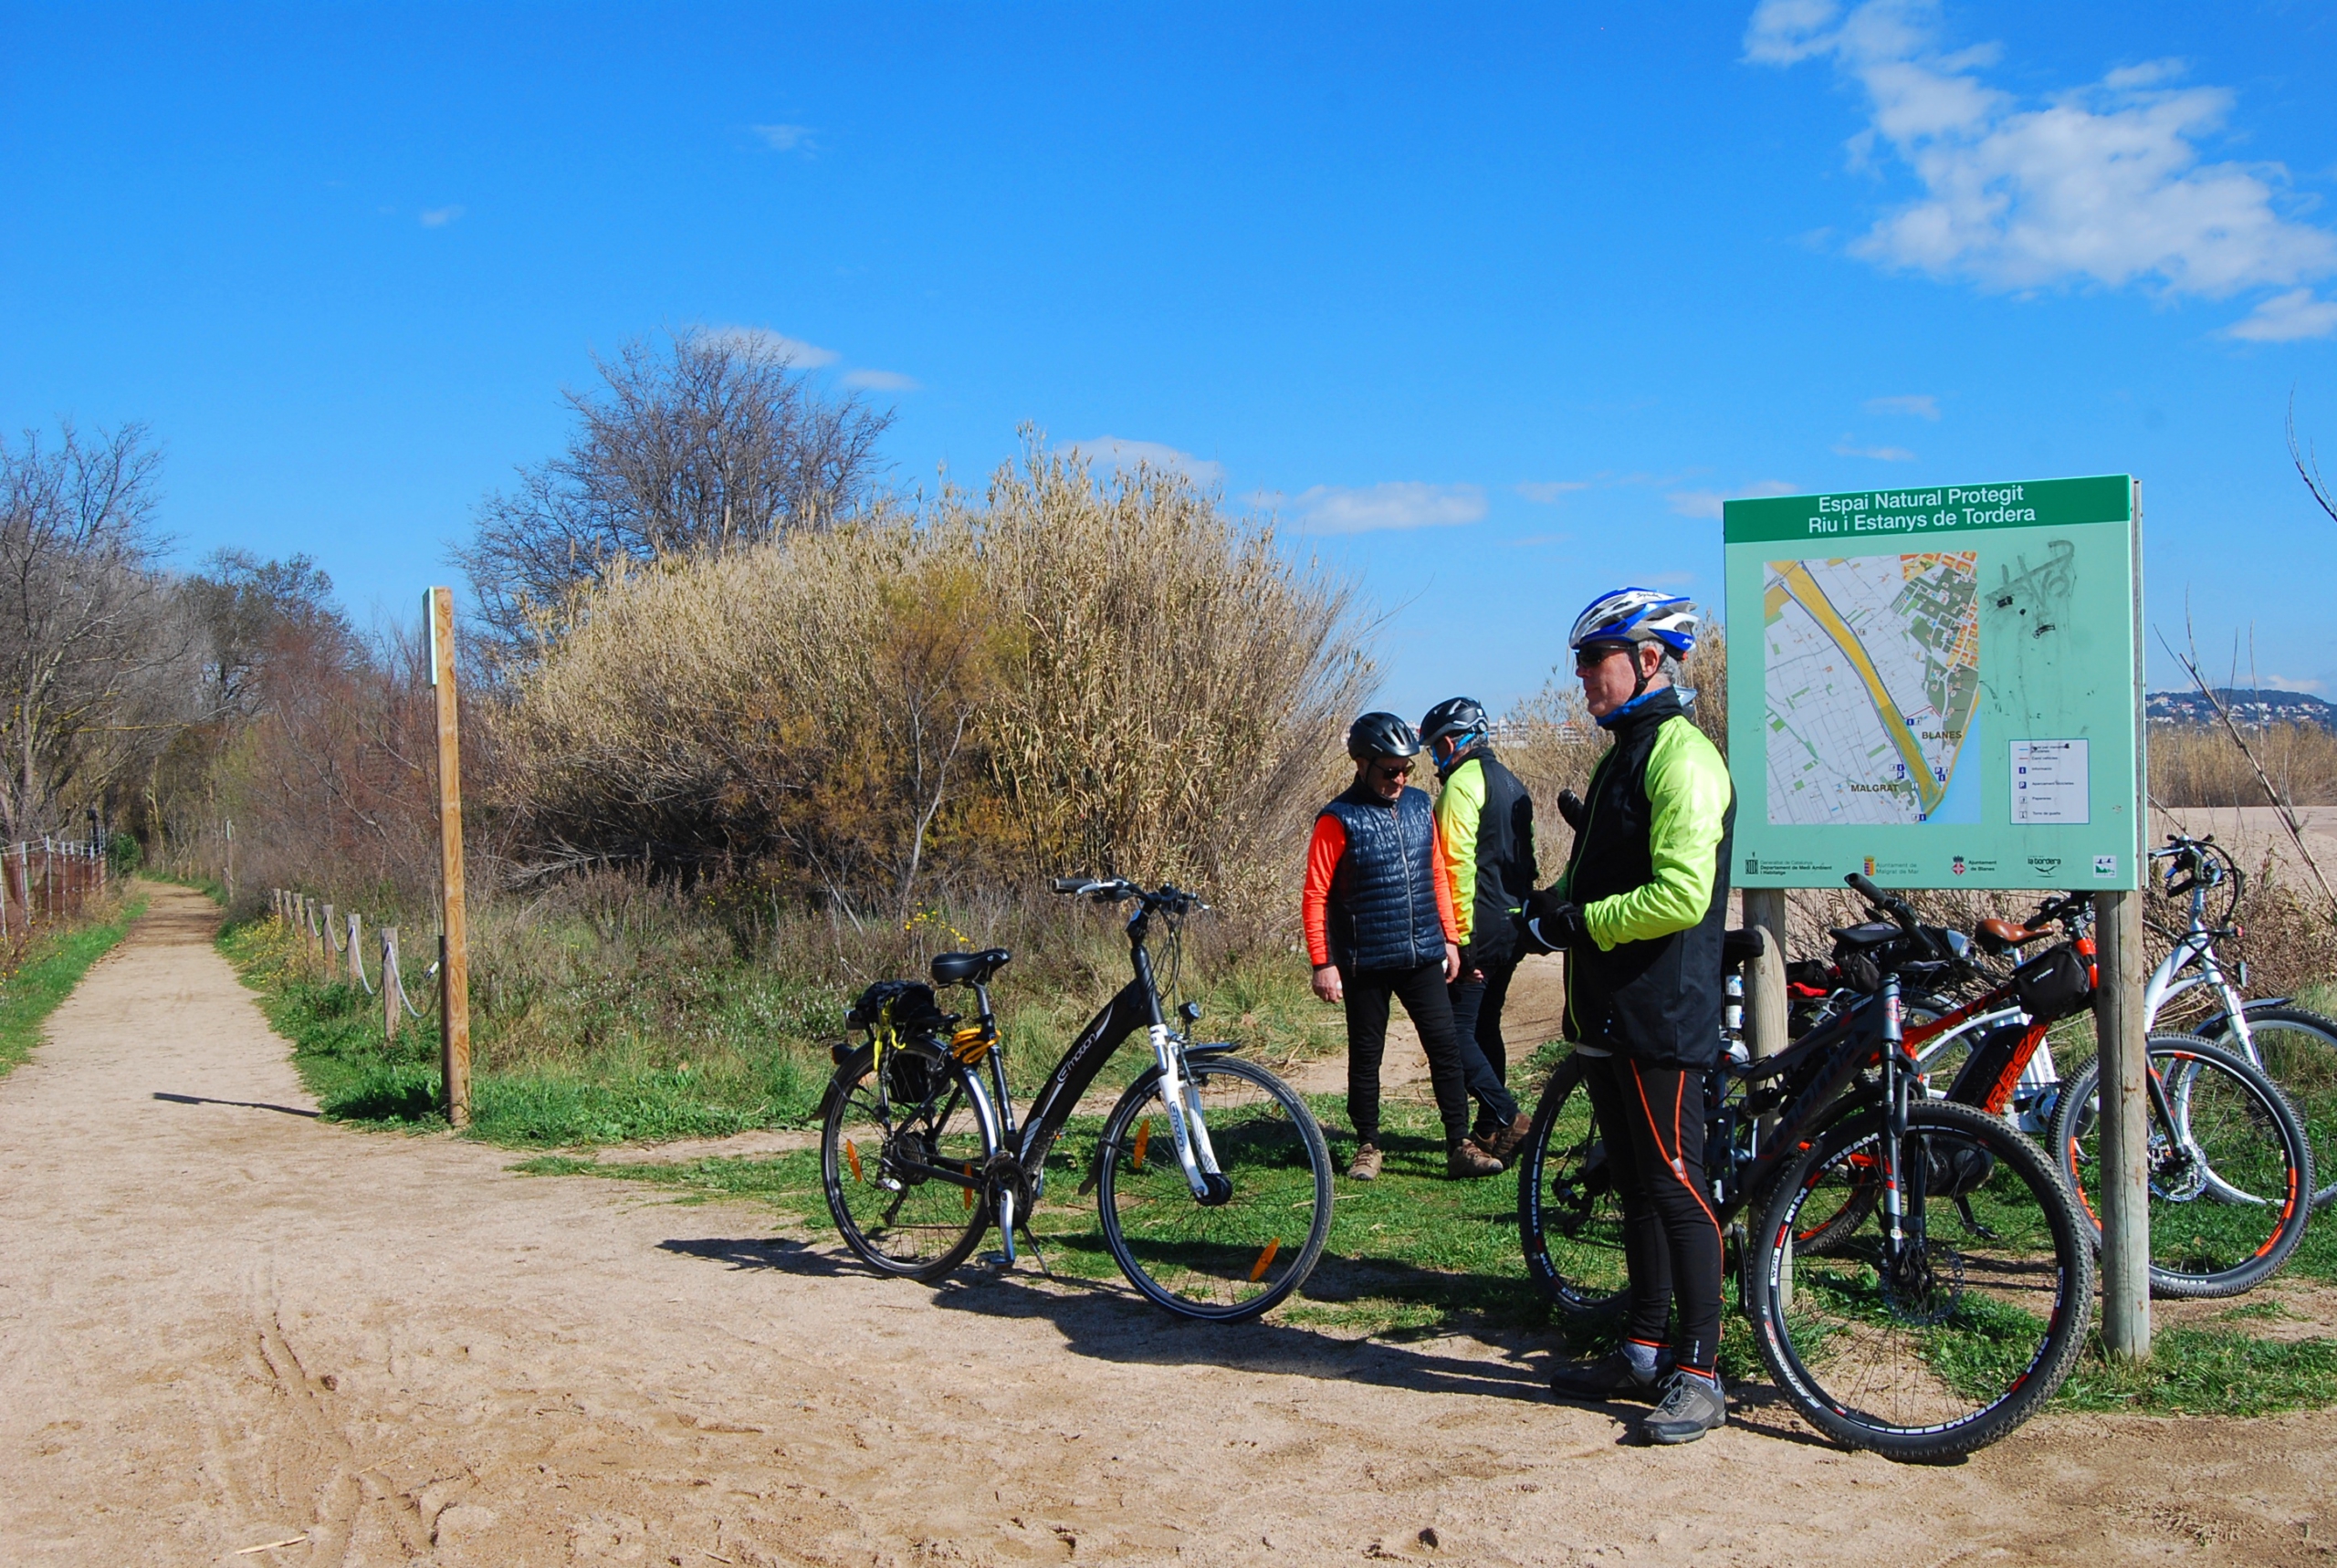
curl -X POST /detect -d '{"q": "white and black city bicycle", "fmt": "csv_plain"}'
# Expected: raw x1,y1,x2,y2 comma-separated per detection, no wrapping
818,877,1333,1321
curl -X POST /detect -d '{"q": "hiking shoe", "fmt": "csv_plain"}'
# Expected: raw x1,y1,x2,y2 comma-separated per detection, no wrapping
1446,1141,1504,1178
1482,1111,1535,1167
1549,1346,1674,1402
1639,1371,1727,1445
1346,1143,1383,1182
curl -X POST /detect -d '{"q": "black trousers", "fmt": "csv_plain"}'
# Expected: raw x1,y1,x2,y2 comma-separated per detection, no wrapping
1576,1053,1725,1375
1448,951,1520,1094
1343,961,1518,1148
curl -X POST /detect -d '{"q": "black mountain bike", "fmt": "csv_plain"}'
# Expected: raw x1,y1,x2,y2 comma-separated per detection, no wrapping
819,878,1334,1321
1517,873,2096,1461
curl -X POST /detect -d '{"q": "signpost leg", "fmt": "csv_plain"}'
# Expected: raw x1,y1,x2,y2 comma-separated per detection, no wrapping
2092,888,2150,1359
428,586,472,1129
1742,888,1790,1064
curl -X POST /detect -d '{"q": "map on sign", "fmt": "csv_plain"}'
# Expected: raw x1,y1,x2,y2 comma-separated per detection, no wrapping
1764,550,1982,826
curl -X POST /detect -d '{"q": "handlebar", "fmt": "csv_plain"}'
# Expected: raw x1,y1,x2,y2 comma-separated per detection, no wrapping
1843,873,1950,964
1051,876,1208,915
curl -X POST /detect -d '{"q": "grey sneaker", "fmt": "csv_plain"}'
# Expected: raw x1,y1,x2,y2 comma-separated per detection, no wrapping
1548,1345,1674,1402
1639,1371,1727,1445
1346,1142,1383,1182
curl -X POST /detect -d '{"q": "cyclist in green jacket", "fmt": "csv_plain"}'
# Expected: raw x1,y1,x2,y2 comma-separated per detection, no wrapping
1524,588,1735,1446
1420,696,1537,1161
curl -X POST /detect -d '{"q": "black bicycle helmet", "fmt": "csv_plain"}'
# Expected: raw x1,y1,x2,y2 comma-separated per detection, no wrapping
1346,711,1422,761
1420,696,1488,768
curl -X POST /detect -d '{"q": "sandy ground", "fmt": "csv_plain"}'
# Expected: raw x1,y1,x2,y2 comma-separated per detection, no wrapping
5,886,2337,1567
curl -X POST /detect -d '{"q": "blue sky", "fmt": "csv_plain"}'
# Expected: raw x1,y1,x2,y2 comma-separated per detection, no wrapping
4,1,2335,719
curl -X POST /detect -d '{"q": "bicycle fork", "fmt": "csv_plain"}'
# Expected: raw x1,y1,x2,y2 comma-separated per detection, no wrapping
1150,1024,1232,1205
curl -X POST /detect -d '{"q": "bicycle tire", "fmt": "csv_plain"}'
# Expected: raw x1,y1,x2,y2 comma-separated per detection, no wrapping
1746,1099,2094,1461
2048,1033,2315,1300
2199,1003,2337,1210
1515,1052,1631,1314
1095,1055,1332,1322
821,1042,1001,1282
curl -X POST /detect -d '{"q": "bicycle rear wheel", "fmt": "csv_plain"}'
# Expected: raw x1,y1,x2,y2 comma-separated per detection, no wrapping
821,1043,1001,1281
1747,1099,2093,1461
2049,1033,2314,1299
1095,1055,1332,1321
1514,1053,1631,1313
2203,1004,2337,1210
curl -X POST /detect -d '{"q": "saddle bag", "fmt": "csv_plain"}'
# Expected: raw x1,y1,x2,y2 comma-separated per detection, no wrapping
2011,945,2092,1023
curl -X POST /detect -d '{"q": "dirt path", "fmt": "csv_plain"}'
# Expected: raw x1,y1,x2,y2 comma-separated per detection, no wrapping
4,885,2334,1567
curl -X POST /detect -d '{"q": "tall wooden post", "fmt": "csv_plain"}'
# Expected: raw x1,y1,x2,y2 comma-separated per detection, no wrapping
428,586,472,1128
346,911,364,988
2093,890,2150,1358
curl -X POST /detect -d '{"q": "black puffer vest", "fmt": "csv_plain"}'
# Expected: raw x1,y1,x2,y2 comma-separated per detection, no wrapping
1321,782,1447,973
1561,689,1735,1068
1448,747,1537,964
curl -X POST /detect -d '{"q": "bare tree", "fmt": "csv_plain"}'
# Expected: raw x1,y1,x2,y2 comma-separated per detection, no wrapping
0,422,191,838
456,329,896,651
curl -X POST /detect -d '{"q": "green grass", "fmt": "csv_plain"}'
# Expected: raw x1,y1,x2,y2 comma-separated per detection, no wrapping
0,894,147,1080
220,915,828,1145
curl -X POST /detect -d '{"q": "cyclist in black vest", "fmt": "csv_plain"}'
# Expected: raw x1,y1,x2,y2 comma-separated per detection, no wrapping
1305,713,1520,1181
1420,695,1538,1163
1523,589,1735,1446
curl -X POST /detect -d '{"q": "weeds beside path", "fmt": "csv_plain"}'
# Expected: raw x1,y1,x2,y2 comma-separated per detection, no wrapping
0,887,146,1081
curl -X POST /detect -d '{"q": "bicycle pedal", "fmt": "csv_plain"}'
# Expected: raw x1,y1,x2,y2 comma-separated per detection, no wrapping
976,1249,1015,1270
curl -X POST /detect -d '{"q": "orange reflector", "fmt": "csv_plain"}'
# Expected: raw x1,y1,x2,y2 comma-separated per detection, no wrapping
964,1163,975,1209
1132,1119,1151,1172
1249,1238,1281,1282
845,1140,863,1183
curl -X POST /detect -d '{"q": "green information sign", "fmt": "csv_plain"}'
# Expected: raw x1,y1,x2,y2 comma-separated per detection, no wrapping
1724,475,2142,891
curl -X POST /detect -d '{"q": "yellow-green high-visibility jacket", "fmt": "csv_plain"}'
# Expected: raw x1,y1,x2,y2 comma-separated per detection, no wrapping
1430,749,1537,963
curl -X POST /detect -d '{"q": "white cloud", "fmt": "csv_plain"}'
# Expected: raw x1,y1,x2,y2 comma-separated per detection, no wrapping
1666,480,1797,520
1832,436,1920,461
1071,436,1225,486
2223,287,2337,342
419,205,465,227
1515,480,1594,504
1291,482,1487,534
1746,0,2337,330
752,123,814,152
841,368,921,392
701,326,840,367
2266,674,2326,693
1864,393,1940,420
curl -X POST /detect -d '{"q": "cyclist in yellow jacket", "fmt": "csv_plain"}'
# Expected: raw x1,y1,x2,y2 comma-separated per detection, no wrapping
1420,696,1537,1160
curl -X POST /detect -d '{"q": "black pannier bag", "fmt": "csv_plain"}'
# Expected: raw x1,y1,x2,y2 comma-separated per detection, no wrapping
845,980,954,1105
2011,944,2092,1023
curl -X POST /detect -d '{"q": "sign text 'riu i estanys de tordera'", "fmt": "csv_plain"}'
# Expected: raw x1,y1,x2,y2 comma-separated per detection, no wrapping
1723,475,2142,892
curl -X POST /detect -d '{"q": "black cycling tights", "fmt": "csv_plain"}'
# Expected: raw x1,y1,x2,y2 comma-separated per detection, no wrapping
1577,1054,1724,1375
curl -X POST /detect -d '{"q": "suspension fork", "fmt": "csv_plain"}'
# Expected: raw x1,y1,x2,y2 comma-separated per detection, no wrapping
1130,936,1229,1202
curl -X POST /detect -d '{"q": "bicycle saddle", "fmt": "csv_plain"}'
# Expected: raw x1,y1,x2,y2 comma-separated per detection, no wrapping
929,948,1011,986
1829,921,1901,950
1975,917,2048,954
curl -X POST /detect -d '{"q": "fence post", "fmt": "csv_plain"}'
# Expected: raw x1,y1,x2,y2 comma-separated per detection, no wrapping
382,925,400,1042
2094,893,2152,1358
347,911,364,988
427,585,472,1128
1741,887,1790,1063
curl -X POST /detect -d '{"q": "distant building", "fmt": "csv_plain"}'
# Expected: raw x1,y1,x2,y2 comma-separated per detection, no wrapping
2146,688,2337,731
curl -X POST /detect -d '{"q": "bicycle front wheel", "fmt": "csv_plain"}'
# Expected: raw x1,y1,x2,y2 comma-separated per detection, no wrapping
1747,1099,2094,1461
2049,1033,2314,1299
1515,1053,1630,1313
2204,1004,2337,1210
821,1043,1001,1281
1095,1056,1332,1321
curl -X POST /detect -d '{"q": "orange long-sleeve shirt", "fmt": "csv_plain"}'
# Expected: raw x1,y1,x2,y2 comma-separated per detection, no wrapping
1302,806,1462,967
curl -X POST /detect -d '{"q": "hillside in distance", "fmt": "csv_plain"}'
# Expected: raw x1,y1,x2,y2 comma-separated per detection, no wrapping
2147,688,2337,729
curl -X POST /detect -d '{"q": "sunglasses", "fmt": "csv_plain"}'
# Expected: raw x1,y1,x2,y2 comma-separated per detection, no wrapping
1574,643,1635,671
1369,760,1415,781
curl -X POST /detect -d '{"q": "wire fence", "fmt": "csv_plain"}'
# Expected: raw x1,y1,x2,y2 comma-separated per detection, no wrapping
0,837,110,944
269,888,441,1038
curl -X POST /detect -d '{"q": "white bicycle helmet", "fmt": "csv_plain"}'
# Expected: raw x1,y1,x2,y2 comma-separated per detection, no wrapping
1567,588,1700,656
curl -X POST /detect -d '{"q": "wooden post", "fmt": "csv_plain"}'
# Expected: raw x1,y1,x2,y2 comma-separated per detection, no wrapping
225,818,234,904
1741,887,1790,1063
383,925,400,1042
2093,889,2150,1358
428,586,472,1128
347,911,364,988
